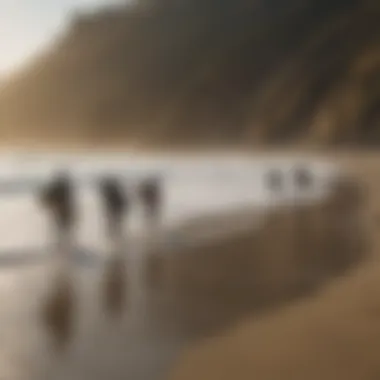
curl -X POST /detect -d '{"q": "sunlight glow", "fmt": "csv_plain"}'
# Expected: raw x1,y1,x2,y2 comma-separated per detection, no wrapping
0,0,112,75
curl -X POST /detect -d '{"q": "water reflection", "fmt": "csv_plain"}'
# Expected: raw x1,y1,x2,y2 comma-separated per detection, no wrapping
0,154,349,380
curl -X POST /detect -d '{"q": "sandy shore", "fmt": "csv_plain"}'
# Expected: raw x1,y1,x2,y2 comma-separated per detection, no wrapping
170,259,380,380
0,164,368,380
170,157,380,380
0,205,271,380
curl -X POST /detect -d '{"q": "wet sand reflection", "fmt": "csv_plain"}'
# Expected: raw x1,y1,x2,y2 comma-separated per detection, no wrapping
0,173,369,380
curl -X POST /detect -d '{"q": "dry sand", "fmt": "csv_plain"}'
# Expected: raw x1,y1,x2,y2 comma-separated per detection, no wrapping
170,260,380,380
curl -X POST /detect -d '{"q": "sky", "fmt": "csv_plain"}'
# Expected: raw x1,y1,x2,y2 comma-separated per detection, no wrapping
0,0,118,75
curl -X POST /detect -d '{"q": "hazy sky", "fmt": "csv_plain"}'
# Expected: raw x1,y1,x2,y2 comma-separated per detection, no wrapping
0,0,117,74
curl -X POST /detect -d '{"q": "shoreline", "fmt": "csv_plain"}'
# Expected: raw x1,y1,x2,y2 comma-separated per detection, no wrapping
1,141,380,160
0,176,367,380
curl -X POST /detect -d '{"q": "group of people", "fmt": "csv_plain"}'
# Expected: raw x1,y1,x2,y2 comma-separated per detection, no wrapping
39,171,164,347
265,166,313,193
39,170,163,239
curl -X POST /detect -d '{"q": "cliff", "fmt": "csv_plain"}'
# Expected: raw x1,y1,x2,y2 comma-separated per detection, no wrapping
0,0,379,146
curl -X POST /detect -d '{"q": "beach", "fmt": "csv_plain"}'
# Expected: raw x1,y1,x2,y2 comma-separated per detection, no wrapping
0,152,346,380
171,154,380,380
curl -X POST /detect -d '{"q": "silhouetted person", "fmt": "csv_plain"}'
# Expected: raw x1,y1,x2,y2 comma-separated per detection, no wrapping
294,166,313,191
39,170,75,243
139,176,162,225
99,177,128,317
99,177,127,238
39,170,76,351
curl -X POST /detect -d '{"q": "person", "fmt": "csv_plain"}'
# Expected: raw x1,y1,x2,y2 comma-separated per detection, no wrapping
139,175,162,225
294,166,313,191
39,170,76,349
39,170,74,235
99,176,127,238
98,177,128,316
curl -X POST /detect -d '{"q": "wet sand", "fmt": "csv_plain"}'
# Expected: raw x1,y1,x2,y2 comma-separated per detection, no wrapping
171,159,380,380
0,153,363,380
0,183,367,380
0,206,266,380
